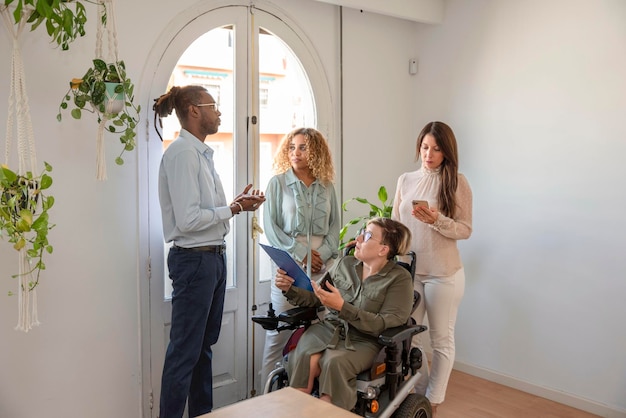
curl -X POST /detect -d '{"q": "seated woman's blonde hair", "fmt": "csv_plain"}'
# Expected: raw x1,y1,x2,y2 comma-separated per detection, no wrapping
367,217,412,260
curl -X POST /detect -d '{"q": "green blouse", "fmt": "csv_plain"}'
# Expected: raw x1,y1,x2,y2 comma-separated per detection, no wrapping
284,255,413,349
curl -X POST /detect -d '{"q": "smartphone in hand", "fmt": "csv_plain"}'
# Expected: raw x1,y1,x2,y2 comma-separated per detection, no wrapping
319,272,334,291
412,200,429,209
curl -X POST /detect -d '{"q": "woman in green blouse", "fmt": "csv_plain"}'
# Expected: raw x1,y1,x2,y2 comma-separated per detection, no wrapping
261,127,340,385
275,217,414,411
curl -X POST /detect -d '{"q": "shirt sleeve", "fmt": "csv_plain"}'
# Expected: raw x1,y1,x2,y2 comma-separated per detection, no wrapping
166,149,232,233
430,173,473,240
284,285,322,308
392,173,405,221
338,267,414,337
263,176,301,258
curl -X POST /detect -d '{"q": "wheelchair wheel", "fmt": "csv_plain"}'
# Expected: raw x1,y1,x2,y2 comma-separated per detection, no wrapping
267,368,288,393
393,393,432,418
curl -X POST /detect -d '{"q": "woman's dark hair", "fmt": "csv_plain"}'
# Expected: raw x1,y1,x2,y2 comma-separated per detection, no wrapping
368,217,411,260
415,121,459,218
152,85,208,140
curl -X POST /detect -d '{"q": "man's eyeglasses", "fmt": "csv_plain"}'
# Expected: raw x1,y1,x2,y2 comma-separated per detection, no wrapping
357,228,385,245
195,103,219,112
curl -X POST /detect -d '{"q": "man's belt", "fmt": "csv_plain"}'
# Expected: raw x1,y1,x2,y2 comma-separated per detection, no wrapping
173,244,226,254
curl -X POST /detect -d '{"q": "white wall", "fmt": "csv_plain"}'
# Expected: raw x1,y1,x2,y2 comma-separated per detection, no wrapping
341,0,626,415
1,0,624,417
0,0,153,416
0,0,210,416
426,1,626,415
314,0,444,24
341,8,420,208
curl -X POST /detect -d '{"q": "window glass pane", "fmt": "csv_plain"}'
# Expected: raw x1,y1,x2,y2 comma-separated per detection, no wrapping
257,28,316,283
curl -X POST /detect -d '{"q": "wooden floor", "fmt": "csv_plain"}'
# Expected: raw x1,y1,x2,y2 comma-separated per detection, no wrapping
439,370,600,418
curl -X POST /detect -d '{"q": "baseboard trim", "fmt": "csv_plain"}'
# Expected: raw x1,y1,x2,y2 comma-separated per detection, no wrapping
452,360,626,418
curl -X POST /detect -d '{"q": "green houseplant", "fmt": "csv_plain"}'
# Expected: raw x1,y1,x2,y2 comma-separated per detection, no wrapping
2,0,88,50
0,162,55,293
339,185,393,251
57,58,141,165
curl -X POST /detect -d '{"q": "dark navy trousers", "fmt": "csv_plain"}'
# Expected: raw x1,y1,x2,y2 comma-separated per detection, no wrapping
159,247,227,418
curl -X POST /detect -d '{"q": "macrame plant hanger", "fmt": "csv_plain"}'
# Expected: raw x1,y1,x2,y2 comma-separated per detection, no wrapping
94,0,121,181
1,4,41,332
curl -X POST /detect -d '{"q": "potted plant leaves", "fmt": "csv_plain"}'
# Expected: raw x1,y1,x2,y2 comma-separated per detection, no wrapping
339,185,394,251
0,162,55,292
1,0,88,51
57,58,141,166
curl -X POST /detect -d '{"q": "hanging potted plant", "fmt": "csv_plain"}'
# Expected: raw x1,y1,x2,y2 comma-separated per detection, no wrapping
0,162,55,293
57,58,141,166
1,0,87,329
1,0,88,51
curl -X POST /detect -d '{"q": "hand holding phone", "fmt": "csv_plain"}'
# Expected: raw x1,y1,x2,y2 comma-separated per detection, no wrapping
412,200,429,209
319,272,334,291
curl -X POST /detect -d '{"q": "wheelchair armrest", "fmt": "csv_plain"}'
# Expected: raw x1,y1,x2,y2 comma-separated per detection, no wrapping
251,315,280,330
277,306,319,324
378,324,427,347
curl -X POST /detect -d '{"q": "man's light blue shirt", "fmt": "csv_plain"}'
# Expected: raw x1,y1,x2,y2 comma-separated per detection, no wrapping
158,129,232,247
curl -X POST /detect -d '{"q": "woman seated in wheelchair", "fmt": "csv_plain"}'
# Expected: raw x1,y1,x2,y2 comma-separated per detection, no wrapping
274,217,414,411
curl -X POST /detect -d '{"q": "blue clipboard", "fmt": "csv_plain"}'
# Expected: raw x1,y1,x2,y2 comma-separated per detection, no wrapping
259,243,313,291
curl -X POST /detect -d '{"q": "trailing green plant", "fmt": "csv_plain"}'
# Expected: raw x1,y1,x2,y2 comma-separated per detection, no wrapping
339,185,393,251
57,58,141,165
2,0,88,50
0,162,55,293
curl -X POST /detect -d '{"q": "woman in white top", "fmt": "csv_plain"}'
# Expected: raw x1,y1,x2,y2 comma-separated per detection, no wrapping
261,127,340,385
392,121,473,416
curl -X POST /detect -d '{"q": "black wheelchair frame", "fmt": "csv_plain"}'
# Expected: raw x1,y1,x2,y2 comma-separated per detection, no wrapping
252,249,432,418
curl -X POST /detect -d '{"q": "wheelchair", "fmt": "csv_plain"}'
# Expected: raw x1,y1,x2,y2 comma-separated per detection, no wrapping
252,249,432,418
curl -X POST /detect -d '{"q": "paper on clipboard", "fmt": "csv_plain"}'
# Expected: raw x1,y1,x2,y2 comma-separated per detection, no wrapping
259,243,313,291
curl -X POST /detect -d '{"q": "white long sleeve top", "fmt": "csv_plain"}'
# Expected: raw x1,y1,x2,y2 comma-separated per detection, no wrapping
392,167,473,276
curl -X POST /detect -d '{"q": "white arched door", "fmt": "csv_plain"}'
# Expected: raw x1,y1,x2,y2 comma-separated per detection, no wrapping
140,3,334,416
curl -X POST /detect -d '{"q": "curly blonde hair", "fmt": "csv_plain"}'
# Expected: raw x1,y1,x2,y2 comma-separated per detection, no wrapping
272,127,335,184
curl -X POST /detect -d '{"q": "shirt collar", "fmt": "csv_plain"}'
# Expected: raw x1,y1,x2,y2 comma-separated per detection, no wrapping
284,167,322,187
354,257,397,277
179,128,213,157
421,165,442,175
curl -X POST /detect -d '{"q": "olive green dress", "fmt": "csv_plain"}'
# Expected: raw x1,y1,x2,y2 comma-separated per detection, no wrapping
283,255,413,410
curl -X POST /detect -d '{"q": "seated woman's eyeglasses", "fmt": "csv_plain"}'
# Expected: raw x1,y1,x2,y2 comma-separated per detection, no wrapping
357,228,384,244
